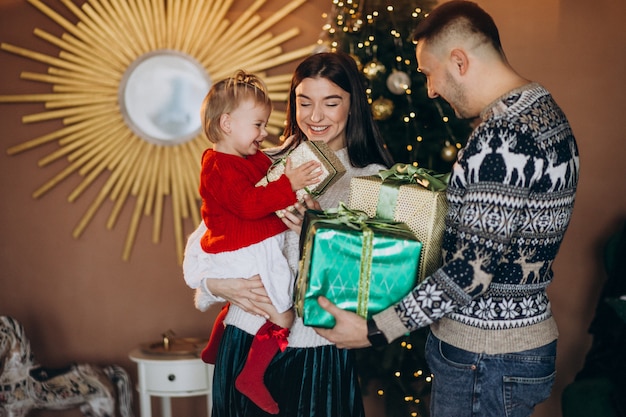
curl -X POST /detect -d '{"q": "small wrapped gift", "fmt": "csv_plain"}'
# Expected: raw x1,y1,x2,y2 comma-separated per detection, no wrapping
348,163,449,282
256,140,346,217
295,204,421,328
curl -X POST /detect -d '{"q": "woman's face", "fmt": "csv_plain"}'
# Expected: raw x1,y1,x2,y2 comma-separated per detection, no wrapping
294,77,350,151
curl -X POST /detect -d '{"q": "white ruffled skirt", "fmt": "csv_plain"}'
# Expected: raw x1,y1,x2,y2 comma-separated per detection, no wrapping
200,232,294,313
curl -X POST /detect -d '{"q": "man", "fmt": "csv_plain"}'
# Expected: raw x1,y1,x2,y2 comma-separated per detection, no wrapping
315,1,580,416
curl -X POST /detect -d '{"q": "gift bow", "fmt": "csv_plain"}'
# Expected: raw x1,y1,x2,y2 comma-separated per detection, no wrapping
312,203,408,318
378,163,450,192
374,164,449,220
259,325,290,352
320,203,408,233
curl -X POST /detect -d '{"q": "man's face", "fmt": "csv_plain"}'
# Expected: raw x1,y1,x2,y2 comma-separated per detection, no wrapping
415,41,473,119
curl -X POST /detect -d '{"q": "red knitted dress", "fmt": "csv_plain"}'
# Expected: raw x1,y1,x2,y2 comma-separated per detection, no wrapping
198,149,298,312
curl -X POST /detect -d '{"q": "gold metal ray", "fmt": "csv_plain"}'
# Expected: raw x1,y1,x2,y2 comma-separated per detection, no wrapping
1,0,316,263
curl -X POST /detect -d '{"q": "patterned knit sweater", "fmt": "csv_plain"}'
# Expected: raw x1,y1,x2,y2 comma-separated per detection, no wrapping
374,83,580,354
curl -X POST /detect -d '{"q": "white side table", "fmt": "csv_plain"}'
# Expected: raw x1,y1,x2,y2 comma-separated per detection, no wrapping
129,348,213,417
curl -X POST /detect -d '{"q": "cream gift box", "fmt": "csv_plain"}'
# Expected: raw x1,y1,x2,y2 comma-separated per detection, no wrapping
348,164,449,282
256,140,346,217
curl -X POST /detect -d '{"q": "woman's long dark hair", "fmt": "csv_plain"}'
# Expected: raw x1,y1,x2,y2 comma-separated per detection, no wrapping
282,51,394,168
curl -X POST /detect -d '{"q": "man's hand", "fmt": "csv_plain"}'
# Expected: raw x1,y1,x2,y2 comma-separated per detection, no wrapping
313,296,371,349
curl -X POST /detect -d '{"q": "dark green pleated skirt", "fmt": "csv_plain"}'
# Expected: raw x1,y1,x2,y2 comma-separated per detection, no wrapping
212,325,365,417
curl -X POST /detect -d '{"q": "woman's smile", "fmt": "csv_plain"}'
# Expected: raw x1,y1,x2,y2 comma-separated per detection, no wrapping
295,77,350,151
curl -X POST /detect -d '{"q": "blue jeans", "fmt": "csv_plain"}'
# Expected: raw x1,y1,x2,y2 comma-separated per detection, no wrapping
425,331,556,417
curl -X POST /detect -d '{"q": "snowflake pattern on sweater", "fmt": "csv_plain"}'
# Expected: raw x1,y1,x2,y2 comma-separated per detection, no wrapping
394,83,579,353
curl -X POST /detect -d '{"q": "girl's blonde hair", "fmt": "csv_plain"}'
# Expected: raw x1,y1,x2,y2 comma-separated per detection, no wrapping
200,70,271,143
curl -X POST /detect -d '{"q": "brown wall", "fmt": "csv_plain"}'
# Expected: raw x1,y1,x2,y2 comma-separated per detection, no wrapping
1,1,624,417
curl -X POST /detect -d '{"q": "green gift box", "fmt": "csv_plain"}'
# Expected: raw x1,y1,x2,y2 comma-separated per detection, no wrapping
348,163,449,282
295,205,421,328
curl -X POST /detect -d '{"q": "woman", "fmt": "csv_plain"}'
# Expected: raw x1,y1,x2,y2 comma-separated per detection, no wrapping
183,51,394,417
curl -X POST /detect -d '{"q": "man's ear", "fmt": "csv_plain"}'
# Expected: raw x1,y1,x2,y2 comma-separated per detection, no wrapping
219,113,231,133
450,48,469,75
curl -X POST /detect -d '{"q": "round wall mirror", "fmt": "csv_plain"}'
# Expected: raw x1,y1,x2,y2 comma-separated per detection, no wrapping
119,50,211,146
1,0,314,262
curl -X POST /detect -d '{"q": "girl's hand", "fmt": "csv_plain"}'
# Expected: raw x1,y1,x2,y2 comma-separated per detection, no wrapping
204,275,272,318
284,158,321,191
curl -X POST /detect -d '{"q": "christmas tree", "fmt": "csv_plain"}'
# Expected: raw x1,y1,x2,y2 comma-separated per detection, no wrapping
315,2,474,416
316,0,472,173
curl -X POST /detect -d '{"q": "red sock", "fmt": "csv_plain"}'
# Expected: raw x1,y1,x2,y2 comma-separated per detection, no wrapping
235,321,290,414
201,303,230,364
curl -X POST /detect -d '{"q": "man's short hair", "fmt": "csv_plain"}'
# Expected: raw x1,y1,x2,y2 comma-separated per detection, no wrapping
412,0,504,55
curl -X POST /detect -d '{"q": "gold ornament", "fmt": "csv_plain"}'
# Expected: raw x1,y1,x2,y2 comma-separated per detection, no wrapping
441,144,458,162
363,59,386,80
371,97,394,121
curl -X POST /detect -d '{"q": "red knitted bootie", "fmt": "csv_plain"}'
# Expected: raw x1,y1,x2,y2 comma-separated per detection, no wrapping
235,321,290,414
200,303,230,364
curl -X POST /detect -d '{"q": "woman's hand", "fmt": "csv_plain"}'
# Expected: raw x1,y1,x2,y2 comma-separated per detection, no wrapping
280,194,322,234
204,275,273,318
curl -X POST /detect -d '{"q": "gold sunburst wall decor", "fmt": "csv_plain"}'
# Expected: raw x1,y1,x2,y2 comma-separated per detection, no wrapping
0,0,316,263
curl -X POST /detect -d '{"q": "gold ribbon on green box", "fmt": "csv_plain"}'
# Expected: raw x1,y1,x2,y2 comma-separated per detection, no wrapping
296,204,422,328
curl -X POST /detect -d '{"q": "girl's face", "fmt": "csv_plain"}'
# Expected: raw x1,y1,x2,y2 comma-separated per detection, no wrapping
215,98,270,157
295,77,350,151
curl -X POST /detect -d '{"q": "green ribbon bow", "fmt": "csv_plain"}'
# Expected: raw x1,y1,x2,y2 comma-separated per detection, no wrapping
318,203,409,233
378,163,450,192
374,163,449,220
